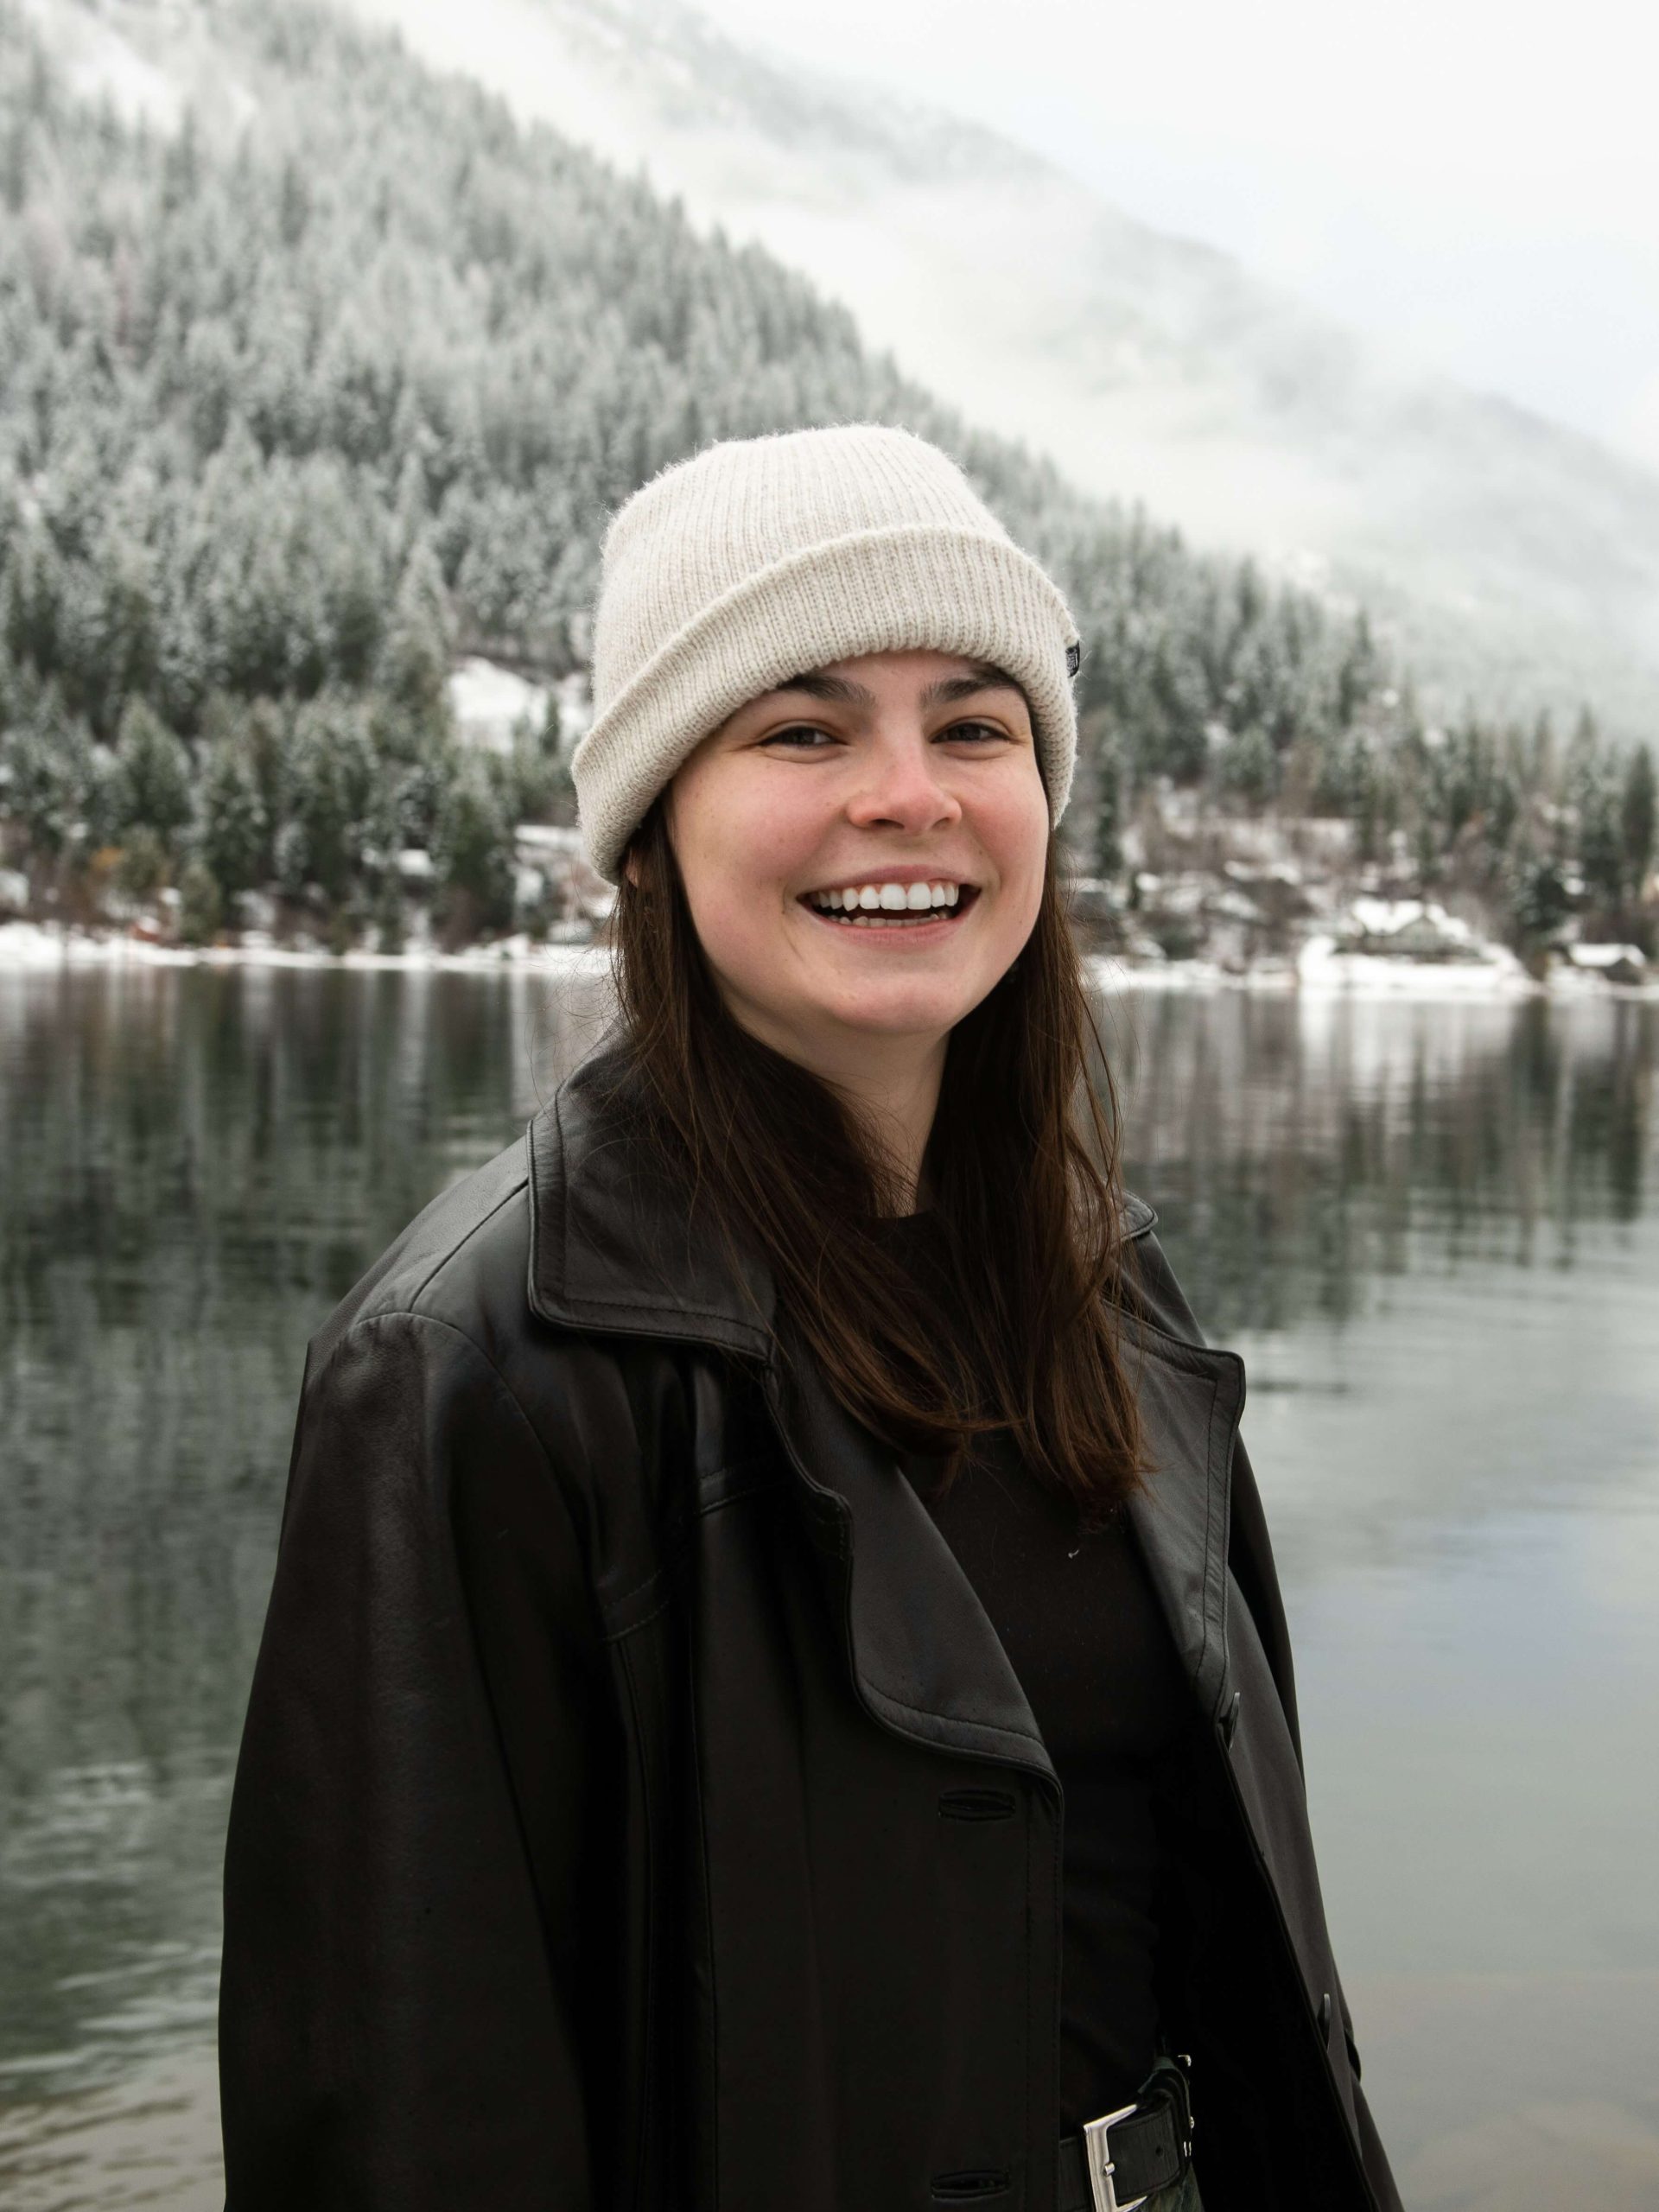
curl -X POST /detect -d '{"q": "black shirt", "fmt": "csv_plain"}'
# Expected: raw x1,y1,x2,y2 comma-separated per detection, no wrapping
875,1212,1196,2126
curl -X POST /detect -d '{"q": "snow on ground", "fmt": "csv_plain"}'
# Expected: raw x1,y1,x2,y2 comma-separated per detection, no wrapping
0,922,613,977
448,658,551,753
1093,956,1300,996
1296,933,1539,999
446,658,592,753
3,923,1652,999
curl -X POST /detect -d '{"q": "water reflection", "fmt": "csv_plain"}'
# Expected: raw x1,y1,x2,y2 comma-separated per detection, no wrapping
1107,989,1656,1334
0,962,613,2103
0,966,1656,2209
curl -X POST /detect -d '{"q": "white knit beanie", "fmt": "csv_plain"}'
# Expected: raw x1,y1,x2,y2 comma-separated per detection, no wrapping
573,424,1081,882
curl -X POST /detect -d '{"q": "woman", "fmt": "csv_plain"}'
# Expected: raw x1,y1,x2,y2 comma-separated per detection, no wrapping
219,426,1401,2212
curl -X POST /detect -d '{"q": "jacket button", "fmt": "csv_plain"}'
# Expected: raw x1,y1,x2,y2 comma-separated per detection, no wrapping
1319,1992,1333,2037
1220,1691,1242,1747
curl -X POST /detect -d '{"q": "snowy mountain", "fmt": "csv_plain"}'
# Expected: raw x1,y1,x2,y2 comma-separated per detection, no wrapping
339,0,1659,739
9,0,1655,962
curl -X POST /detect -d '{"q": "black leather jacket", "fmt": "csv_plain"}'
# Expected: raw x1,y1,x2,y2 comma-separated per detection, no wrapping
219,1045,1402,2212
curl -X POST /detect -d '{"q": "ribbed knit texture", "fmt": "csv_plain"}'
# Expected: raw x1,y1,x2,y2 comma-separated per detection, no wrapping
573,424,1081,880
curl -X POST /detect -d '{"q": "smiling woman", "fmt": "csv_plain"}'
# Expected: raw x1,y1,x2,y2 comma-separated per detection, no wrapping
219,427,1402,2212
654,647,1050,1196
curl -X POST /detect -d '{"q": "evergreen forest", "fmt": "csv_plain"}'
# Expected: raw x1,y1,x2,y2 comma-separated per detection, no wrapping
0,0,1653,953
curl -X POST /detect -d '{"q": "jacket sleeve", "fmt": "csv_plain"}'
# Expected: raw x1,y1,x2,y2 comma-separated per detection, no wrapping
219,1309,612,2210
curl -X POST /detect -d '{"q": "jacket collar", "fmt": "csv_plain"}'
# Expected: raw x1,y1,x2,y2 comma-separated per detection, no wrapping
526,1042,777,1358
525,1040,1160,1349
526,1043,1242,1757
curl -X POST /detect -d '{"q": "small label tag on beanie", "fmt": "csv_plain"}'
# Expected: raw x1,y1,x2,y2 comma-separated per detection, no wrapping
1065,641,1082,677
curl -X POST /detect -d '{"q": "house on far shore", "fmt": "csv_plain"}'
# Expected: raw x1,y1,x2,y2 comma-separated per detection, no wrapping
1332,898,1482,962
514,824,615,928
1564,942,1648,988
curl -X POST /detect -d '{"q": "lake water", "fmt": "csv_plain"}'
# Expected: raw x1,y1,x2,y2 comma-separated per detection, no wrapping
2,963,1656,2210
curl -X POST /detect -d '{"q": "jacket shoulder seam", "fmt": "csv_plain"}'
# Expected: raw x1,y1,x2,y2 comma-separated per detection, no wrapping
404,1173,531,1317
315,1306,584,1505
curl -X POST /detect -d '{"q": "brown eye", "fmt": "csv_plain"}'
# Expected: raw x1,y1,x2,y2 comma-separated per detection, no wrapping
938,720,1005,743
760,725,837,749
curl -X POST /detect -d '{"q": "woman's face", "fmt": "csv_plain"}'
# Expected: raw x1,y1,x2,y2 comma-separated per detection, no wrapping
662,649,1050,1069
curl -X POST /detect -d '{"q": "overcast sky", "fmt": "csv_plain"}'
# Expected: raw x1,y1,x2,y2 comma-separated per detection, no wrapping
696,0,1659,472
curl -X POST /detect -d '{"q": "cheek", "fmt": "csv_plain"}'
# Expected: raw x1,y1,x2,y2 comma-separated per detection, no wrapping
669,766,818,966
976,775,1051,923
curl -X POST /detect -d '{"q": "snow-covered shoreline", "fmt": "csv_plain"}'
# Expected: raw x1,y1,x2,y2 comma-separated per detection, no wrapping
5,920,1656,1001
0,921,613,978
1090,954,1630,1001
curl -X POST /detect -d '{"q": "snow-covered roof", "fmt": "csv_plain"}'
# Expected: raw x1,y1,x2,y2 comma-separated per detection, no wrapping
1567,942,1646,970
1344,897,1472,943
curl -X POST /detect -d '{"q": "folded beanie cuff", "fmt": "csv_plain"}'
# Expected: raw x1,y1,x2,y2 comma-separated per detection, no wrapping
573,522,1079,883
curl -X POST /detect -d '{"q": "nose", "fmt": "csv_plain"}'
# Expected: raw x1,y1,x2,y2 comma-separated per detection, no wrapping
844,728,962,836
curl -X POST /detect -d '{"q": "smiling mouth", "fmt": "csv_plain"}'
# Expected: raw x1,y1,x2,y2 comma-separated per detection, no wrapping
799,882,980,929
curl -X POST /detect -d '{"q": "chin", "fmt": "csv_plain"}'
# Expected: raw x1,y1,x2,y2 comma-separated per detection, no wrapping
817,982,980,1036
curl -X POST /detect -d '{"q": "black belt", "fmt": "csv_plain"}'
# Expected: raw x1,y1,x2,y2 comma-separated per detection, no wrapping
1057,2056,1195,2212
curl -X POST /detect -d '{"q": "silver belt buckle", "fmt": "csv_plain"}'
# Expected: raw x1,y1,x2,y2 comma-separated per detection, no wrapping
1080,2103,1149,2212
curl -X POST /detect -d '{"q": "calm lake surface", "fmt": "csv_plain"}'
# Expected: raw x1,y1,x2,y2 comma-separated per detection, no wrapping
3,963,1656,2210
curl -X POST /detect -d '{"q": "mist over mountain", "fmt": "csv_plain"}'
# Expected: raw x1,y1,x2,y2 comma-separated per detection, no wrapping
344,0,1659,741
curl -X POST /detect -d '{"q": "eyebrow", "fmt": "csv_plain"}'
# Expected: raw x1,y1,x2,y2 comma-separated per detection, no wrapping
772,671,874,706
767,663,1028,711
921,666,1027,709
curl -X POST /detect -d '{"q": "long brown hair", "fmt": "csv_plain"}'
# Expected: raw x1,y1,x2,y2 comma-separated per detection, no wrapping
611,800,1147,1522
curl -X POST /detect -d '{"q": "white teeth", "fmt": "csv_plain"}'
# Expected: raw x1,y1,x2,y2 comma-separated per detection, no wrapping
805,880,969,919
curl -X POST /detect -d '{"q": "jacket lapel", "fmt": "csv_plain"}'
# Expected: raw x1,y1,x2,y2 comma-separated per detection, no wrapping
525,1050,1240,1760
770,1319,1245,1775
1125,1321,1245,1725
766,1340,1057,1780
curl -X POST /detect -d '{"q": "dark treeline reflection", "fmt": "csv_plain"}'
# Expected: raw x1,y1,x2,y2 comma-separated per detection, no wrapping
1108,988,1655,1337
0,966,1654,2095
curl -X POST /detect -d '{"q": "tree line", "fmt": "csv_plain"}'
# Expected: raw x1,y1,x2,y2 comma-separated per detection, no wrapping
0,0,1651,951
